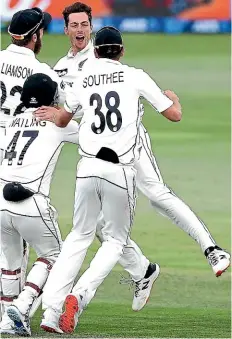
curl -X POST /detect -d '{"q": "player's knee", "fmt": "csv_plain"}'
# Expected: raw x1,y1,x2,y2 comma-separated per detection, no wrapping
103,236,124,255
36,255,57,269
39,244,62,264
104,231,130,248
35,257,54,270
148,184,173,203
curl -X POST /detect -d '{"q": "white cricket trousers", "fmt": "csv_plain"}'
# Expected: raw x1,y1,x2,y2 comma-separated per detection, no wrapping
95,124,216,284
0,185,62,309
42,157,136,313
136,124,216,251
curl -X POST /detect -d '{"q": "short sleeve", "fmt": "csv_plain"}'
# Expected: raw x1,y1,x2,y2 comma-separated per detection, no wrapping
64,80,82,115
136,69,173,113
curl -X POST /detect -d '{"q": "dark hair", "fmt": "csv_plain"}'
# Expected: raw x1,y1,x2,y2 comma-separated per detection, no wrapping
96,45,123,60
63,2,92,27
11,30,40,47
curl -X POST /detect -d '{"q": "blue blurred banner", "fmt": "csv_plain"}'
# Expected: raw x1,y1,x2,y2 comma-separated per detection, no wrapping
1,0,230,34
48,17,231,34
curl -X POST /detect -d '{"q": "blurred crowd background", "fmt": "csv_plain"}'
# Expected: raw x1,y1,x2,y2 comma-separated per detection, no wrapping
1,0,231,34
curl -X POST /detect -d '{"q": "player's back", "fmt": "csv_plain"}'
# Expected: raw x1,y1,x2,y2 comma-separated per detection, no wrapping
0,45,55,125
0,109,78,196
76,58,142,165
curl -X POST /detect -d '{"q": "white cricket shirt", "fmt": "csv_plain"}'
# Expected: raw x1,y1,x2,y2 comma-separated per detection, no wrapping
54,41,95,96
0,44,64,128
64,58,173,165
0,109,79,196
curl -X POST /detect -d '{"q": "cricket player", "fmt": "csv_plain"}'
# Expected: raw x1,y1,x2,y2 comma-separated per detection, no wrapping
0,73,79,336
0,7,65,334
38,26,182,334
0,7,64,164
54,1,162,314
37,1,230,304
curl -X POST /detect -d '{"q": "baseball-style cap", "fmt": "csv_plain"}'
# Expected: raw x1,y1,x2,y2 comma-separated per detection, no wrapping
21,73,58,108
8,7,52,40
94,26,123,47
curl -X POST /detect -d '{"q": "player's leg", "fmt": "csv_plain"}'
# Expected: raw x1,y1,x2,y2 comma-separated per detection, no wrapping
97,213,149,281
41,174,100,333
6,195,62,336
0,238,30,332
0,209,23,335
136,125,230,276
96,215,160,311
0,126,30,320
1,124,29,293
0,246,30,334
60,164,137,333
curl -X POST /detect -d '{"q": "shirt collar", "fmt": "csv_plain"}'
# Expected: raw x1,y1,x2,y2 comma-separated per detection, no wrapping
102,58,121,65
6,44,35,58
67,40,93,58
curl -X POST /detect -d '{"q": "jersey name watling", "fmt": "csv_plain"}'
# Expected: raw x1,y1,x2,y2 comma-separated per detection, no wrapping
9,117,46,128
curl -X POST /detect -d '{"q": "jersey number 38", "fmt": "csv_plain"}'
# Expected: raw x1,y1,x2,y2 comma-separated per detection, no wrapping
90,91,122,134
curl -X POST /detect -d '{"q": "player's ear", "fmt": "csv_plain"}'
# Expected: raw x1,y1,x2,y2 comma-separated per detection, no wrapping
32,33,37,43
39,29,44,39
64,26,69,35
120,47,125,58
94,48,99,58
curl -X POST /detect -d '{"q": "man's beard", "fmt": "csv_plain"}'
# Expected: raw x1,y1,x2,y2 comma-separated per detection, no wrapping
34,37,42,55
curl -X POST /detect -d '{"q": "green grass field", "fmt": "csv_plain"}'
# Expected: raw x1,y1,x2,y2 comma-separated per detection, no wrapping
1,33,231,338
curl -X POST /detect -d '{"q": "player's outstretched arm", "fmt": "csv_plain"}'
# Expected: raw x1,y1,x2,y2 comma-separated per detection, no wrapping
34,75,82,127
137,70,182,122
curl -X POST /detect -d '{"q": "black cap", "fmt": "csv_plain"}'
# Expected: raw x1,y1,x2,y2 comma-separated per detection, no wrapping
21,73,58,108
8,7,52,40
94,26,123,47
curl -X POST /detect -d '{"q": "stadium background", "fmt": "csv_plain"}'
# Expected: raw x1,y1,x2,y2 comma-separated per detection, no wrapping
1,0,231,337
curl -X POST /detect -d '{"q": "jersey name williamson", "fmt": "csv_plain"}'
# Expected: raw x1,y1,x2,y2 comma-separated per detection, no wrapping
1,63,33,79
83,71,124,88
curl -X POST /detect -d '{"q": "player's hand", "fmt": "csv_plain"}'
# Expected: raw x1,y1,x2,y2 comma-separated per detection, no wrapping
34,106,59,122
163,90,179,102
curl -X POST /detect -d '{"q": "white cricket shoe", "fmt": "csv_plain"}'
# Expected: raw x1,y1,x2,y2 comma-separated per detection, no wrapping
206,246,230,277
0,313,16,335
7,305,31,336
132,263,160,311
59,294,83,334
40,308,63,334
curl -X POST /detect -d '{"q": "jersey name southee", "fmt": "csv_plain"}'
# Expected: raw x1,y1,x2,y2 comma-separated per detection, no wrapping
83,71,124,88
1,63,33,79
